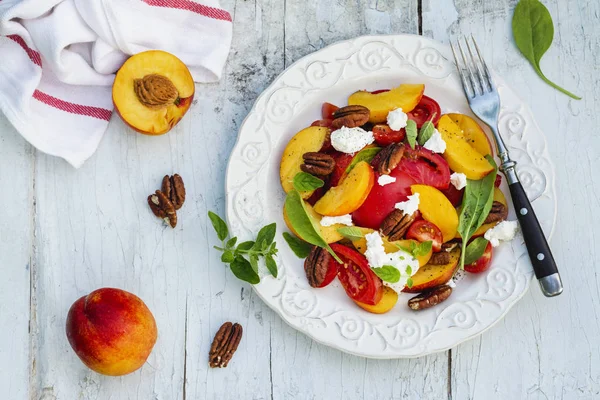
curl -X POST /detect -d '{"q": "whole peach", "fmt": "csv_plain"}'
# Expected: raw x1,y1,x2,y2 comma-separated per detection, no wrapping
66,288,157,376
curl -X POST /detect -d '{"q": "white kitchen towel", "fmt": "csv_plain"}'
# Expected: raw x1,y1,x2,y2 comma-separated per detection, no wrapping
0,0,232,167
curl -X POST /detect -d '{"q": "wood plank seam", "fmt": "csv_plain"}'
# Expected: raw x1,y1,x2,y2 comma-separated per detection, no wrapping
27,155,38,399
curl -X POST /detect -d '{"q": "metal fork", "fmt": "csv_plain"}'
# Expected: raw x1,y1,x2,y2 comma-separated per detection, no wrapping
451,36,563,297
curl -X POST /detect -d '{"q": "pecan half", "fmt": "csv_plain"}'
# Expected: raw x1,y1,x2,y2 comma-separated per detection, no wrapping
441,241,459,253
148,190,177,228
162,174,186,210
304,246,333,288
301,152,335,177
209,322,243,368
408,285,452,311
483,201,508,224
380,209,415,241
377,143,405,174
331,105,370,129
428,251,451,265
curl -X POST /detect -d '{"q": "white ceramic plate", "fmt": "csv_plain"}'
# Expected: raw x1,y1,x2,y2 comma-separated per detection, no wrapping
225,35,556,358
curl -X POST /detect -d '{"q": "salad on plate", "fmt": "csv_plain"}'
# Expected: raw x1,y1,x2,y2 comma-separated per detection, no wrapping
280,83,518,313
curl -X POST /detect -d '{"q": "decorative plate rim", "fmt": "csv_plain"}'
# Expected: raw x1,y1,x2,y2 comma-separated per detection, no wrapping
225,34,556,358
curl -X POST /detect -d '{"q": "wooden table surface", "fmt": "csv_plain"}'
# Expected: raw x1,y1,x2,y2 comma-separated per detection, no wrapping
1,0,599,399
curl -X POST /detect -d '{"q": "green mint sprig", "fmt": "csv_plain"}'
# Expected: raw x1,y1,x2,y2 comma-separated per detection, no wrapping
208,211,279,284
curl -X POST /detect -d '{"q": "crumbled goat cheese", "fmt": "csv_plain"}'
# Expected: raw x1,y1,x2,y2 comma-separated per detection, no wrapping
330,126,374,154
394,193,420,216
387,108,408,131
320,214,353,227
450,172,467,190
378,174,397,186
484,220,519,247
423,130,446,153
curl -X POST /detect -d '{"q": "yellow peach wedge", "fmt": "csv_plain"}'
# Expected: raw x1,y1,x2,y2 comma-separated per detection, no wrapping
354,286,398,314
279,126,329,199
314,161,375,216
283,202,344,244
411,184,459,242
437,115,494,180
445,113,493,156
402,248,460,293
348,84,425,123
350,228,432,267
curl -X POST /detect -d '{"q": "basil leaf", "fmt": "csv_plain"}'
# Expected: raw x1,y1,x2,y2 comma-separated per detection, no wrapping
412,241,432,257
255,223,276,249
405,119,418,149
417,113,437,145
372,265,401,283
512,0,580,100
406,277,414,288
284,190,342,263
265,254,278,278
345,147,381,174
336,227,364,241
464,237,490,265
237,241,255,251
230,255,260,284
282,232,312,258
293,172,324,192
457,157,497,269
249,254,259,273
208,211,229,241
221,251,234,263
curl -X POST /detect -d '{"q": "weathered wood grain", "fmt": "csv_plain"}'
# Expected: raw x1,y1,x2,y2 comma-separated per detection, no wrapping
423,0,600,398
0,117,34,399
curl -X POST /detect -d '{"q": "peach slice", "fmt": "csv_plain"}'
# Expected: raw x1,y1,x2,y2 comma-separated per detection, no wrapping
411,184,459,242
350,228,432,267
283,202,344,244
113,50,195,135
437,115,494,180
402,247,460,293
348,84,425,123
279,126,329,199
456,188,508,239
354,286,398,314
445,113,493,156
314,161,375,216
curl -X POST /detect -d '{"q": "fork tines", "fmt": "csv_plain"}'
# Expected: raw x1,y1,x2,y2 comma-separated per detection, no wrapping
450,36,494,98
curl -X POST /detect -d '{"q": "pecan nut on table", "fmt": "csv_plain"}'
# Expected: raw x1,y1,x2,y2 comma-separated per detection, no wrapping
209,322,243,368
147,174,186,228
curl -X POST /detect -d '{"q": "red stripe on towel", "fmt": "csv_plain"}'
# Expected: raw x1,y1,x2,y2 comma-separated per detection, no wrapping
142,0,232,22
33,90,112,121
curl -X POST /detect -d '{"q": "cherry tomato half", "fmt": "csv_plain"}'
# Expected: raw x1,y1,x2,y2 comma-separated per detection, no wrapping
318,258,338,287
407,95,441,128
352,170,416,229
397,145,451,190
406,220,443,252
330,244,383,305
465,241,493,273
372,124,406,147
322,102,339,119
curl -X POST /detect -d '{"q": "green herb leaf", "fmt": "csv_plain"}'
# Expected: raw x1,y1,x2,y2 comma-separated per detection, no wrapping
249,254,259,273
265,254,278,278
417,113,438,146
412,241,433,257
221,251,235,263
464,237,490,265
345,147,381,174
457,156,497,269
230,255,260,284
406,277,414,288
293,172,324,192
226,237,238,249
405,119,418,149
284,190,342,263
208,211,229,241
406,265,412,276
237,241,255,252
336,226,365,241
282,232,313,258
512,0,581,100
255,223,276,249
372,265,401,283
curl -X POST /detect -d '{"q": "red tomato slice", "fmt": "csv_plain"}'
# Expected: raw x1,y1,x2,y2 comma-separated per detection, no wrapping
328,152,354,187
322,102,339,119
372,124,406,147
407,95,441,128
311,119,333,127
440,184,464,207
465,241,493,273
397,145,451,190
370,89,390,94
330,244,383,305
406,220,443,252
494,174,502,188
318,259,338,287
352,170,416,229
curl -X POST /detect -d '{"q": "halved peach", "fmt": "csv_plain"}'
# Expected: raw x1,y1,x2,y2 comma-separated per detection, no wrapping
445,113,493,156
411,184,459,242
456,188,508,239
437,116,494,180
283,202,344,244
402,248,460,293
279,126,329,198
113,50,195,135
314,161,375,216
350,228,432,267
348,84,425,123
354,286,398,314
